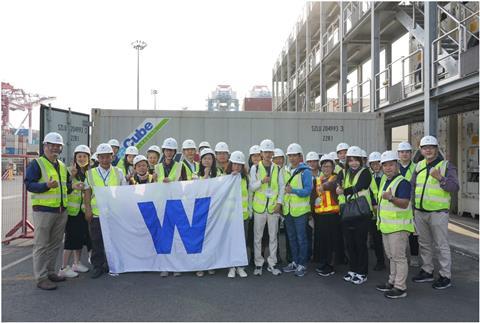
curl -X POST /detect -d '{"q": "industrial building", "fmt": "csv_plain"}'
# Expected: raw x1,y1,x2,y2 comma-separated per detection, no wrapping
271,1,479,217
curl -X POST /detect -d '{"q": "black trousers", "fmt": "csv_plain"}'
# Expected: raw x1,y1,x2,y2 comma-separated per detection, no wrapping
342,216,369,275
368,219,385,265
89,218,107,270
409,233,419,256
313,214,340,267
306,217,313,261
335,219,346,265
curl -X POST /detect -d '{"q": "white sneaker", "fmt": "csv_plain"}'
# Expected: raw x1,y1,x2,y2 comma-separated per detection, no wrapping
196,271,204,277
236,267,248,278
351,273,368,285
208,270,215,275
58,266,79,278
228,268,236,278
343,271,355,282
173,272,182,277
160,271,169,277
72,262,89,273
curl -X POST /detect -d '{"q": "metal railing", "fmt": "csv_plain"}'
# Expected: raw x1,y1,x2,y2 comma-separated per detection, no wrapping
322,98,340,112
322,17,340,57
432,26,462,85
401,48,424,95
359,79,371,112
298,60,307,82
343,1,371,36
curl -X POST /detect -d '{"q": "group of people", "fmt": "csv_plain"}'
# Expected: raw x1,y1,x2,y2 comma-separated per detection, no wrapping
25,132,459,299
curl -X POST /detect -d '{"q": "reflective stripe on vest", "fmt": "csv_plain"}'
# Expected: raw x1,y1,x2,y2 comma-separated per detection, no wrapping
87,167,121,216
282,168,310,217
403,162,416,181
334,163,343,174
377,175,414,234
314,175,340,214
31,156,68,208
414,160,450,211
67,177,85,216
155,161,180,182
252,161,279,214
130,174,154,184
241,177,249,220
338,167,372,211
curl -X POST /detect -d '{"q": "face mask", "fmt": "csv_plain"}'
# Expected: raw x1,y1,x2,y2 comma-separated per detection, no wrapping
78,161,89,167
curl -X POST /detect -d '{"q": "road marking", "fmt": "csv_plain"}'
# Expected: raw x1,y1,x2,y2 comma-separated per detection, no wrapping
449,219,479,233
2,194,22,200
448,223,479,239
2,254,32,271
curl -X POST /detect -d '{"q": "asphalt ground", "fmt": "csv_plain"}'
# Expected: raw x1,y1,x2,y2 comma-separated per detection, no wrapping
2,231,479,322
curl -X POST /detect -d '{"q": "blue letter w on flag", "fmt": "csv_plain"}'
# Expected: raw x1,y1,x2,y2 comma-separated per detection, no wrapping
137,197,211,254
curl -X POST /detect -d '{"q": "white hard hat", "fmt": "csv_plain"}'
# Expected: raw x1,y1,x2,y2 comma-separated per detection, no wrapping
361,149,367,158
125,146,139,156
96,143,114,155
162,137,178,150
43,132,64,145
182,139,197,150
74,144,91,155
306,151,320,161
420,135,439,147
147,145,161,155
199,141,211,149
329,152,338,160
368,151,382,163
108,139,120,148
229,151,246,165
397,141,413,151
249,145,261,155
286,143,303,155
91,152,98,161
320,153,335,164
200,148,215,158
259,139,275,152
133,155,148,166
346,146,363,157
381,150,398,164
273,148,285,158
336,143,350,152
215,142,230,153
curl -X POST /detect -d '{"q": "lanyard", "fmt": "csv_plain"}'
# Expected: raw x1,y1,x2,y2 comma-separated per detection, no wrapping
97,167,111,186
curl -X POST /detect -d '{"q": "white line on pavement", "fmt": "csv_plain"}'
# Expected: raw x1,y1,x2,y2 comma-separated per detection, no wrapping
2,254,32,271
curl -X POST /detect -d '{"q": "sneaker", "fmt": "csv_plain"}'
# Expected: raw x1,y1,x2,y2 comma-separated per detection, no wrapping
58,266,79,278
196,271,204,277
410,255,421,267
317,266,335,277
351,274,368,285
37,279,57,290
412,269,434,283
376,282,394,292
160,271,169,277
228,268,236,278
373,262,386,271
253,266,263,276
267,265,282,276
208,270,215,275
282,262,297,273
236,267,248,278
48,273,66,282
315,266,325,273
173,272,182,277
72,262,89,273
343,271,355,282
294,265,306,277
432,276,451,290
385,287,407,299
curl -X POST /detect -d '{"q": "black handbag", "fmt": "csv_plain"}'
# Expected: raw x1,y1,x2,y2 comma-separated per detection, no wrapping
340,187,371,222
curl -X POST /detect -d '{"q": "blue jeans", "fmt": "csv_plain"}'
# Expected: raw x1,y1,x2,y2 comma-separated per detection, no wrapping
284,213,308,266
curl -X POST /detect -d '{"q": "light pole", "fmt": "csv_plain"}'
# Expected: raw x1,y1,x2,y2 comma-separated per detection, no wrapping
151,89,158,110
131,40,147,110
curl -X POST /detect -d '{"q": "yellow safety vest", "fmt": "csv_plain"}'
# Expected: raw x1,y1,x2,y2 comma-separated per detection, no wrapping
129,174,154,184
314,175,340,214
31,156,68,208
283,168,311,217
155,161,180,182
67,176,85,216
414,159,451,211
399,161,416,181
182,160,200,180
252,161,280,214
86,166,122,216
335,163,344,174
377,175,414,234
338,167,373,212
241,177,249,220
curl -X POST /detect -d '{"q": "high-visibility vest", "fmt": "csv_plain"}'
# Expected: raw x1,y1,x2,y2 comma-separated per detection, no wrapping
182,160,200,180
86,166,122,216
338,167,373,212
401,161,416,181
252,162,280,214
377,175,414,234
31,156,68,208
67,177,85,216
414,159,451,211
314,175,340,214
283,168,311,217
129,174,154,184
241,177,249,220
155,161,181,182
335,163,344,174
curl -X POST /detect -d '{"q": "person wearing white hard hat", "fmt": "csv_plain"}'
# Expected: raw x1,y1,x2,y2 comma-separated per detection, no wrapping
180,139,199,180
90,152,99,168
411,135,459,290
336,143,350,173
83,143,127,279
198,141,211,153
396,141,420,268
361,149,368,165
59,145,93,280
117,146,139,180
282,143,312,277
375,150,414,299
250,139,284,276
248,145,262,169
107,139,121,166
146,145,161,175
214,142,230,174
367,151,386,272
273,148,285,168
306,152,320,177
312,153,340,277
25,132,78,290
225,151,250,279
129,155,154,184
156,138,182,184
305,151,320,261
336,145,373,285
